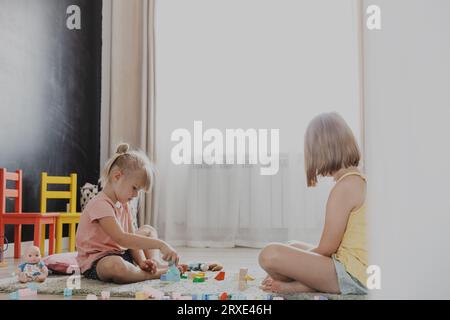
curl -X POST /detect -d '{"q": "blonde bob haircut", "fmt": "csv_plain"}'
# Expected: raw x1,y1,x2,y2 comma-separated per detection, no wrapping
99,143,155,192
304,112,360,187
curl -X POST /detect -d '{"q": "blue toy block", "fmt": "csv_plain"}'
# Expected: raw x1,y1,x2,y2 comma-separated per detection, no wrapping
164,262,181,282
64,288,73,297
27,283,39,291
160,274,168,281
9,291,19,300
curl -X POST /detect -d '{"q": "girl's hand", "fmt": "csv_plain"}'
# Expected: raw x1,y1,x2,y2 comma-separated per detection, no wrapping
160,243,179,265
139,259,157,274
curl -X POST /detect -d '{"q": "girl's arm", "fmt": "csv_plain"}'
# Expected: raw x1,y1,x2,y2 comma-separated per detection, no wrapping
311,182,356,257
127,217,148,269
98,216,179,263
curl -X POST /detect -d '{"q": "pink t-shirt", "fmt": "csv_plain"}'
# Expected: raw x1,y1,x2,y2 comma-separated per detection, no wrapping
76,191,133,273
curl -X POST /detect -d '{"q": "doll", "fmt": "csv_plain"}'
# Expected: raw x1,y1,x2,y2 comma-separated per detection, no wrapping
16,246,48,283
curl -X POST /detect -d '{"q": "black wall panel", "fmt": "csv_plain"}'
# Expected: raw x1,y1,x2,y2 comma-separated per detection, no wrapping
0,0,102,242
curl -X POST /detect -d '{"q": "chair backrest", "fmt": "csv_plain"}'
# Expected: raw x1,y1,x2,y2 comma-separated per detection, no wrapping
40,172,77,213
0,168,23,214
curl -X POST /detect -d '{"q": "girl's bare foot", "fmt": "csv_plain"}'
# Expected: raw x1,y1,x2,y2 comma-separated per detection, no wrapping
144,268,167,280
260,279,314,294
261,274,273,286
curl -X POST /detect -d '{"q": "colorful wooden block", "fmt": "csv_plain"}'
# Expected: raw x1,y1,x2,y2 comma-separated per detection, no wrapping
219,292,228,300
64,288,73,297
215,271,225,281
101,291,110,300
135,291,149,300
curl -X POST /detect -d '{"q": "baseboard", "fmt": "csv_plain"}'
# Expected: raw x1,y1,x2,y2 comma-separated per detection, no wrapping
3,237,71,258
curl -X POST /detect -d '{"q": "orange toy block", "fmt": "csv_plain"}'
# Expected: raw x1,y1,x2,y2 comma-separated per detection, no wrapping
219,292,228,300
215,271,225,281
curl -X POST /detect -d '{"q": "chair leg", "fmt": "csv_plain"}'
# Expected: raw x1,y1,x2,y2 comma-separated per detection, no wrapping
49,222,55,255
40,224,46,256
55,220,63,254
34,222,42,255
14,224,22,258
69,222,76,252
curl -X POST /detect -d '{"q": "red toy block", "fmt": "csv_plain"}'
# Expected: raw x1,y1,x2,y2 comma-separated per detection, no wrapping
215,271,225,281
219,292,228,300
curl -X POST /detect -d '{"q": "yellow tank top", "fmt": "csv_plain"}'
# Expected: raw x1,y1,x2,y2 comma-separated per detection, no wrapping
333,172,368,287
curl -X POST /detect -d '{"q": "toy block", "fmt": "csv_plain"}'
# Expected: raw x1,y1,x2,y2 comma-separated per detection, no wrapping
239,268,248,281
135,291,149,300
219,292,228,300
27,283,39,291
161,295,171,300
9,291,19,300
63,288,73,297
244,274,254,281
193,277,205,283
18,288,37,298
86,294,98,300
265,294,273,300
208,263,223,271
179,264,189,274
215,271,225,281
200,263,209,271
195,272,205,277
314,295,328,300
181,274,188,279
160,274,168,281
101,291,110,300
273,297,284,300
231,293,246,300
167,266,181,281
142,286,164,299
238,280,248,291
188,263,201,271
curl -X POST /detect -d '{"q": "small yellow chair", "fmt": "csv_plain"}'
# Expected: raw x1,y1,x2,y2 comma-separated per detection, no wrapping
40,172,80,253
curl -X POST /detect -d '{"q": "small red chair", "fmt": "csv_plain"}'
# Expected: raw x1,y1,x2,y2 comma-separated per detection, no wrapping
0,169,59,258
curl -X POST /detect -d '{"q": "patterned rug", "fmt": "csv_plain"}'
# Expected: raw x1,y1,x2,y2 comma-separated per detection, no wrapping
0,272,367,300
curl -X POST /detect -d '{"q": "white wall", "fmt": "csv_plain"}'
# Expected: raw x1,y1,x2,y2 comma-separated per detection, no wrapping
365,0,450,299
154,0,362,155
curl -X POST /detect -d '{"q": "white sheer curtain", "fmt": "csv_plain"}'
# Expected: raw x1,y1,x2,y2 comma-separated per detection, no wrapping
153,0,363,248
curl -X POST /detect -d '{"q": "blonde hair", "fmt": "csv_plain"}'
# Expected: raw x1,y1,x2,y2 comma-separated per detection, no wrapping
99,143,155,192
304,112,360,187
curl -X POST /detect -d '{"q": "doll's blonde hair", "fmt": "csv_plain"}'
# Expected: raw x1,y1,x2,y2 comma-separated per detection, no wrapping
304,112,360,187
99,143,155,192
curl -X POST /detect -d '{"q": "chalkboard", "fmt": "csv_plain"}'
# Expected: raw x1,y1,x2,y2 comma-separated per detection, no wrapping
0,0,102,242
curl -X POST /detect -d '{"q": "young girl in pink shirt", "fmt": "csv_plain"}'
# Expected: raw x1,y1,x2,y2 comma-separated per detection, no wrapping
76,143,179,284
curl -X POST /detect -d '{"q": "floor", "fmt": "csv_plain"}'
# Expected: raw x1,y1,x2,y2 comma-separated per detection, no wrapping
0,247,264,300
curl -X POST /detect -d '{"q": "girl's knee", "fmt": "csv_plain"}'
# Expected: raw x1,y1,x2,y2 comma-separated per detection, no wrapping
98,256,129,278
137,225,158,238
258,243,282,269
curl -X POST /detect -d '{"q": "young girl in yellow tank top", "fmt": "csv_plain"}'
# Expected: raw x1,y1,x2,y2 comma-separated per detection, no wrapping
259,112,368,295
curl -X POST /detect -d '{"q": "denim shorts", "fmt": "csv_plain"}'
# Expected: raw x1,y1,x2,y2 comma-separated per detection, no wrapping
332,256,368,295
83,250,134,281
